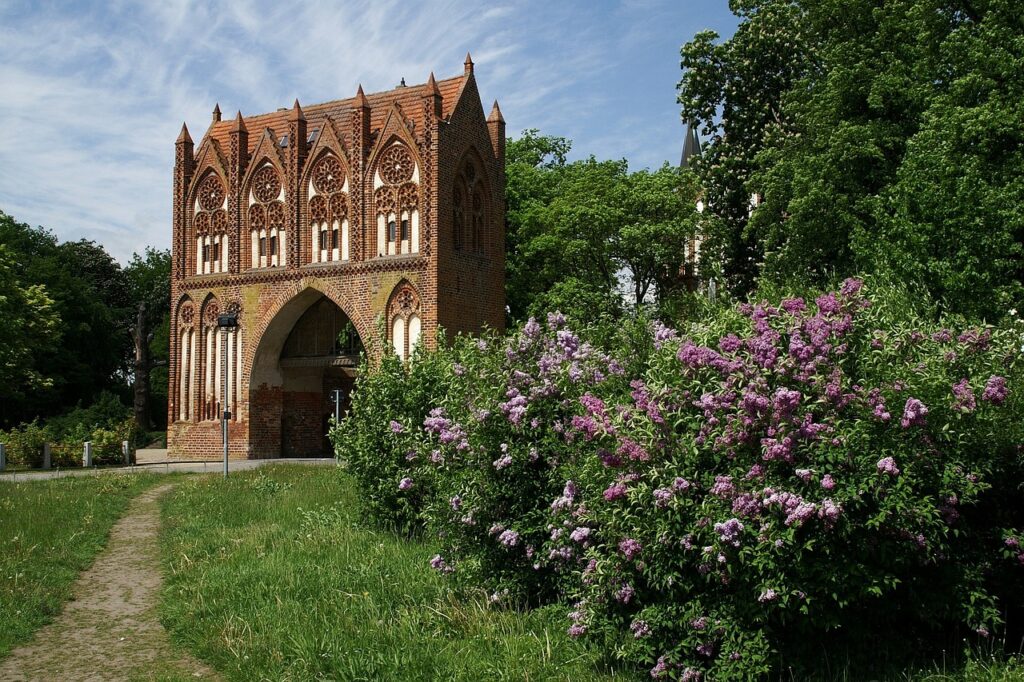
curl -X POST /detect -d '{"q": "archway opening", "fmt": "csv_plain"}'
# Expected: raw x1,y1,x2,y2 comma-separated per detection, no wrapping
249,290,363,458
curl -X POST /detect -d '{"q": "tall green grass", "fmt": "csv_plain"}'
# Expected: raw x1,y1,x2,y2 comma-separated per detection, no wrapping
159,466,621,680
0,472,157,658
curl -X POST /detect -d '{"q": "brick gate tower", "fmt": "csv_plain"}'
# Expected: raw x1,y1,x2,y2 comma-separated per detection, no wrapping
168,55,505,459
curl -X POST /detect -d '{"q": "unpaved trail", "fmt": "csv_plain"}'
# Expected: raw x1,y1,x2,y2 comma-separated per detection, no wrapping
0,483,217,681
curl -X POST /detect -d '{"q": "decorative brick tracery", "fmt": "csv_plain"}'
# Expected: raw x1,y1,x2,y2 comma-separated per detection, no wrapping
169,62,505,460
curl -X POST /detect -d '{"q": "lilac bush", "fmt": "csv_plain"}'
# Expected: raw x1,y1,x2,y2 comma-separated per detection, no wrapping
333,279,1024,678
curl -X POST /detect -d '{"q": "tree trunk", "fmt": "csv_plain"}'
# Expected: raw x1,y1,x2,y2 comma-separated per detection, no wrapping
132,302,152,432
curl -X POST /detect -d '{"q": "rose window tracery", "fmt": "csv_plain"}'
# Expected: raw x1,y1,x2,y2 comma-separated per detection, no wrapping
247,162,287,268
380,145,414,185
204,301,220,325
307,153,350,263
313,156,345,194
374,144,420,257
179,302,195,326
252,166,281,203
198,174,225,211
192,172,230,275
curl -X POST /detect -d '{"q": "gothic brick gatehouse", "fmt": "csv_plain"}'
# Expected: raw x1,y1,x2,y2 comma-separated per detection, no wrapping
168,55,505,459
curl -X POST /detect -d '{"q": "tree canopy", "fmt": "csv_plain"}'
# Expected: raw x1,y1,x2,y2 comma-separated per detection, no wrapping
680,0,1024,319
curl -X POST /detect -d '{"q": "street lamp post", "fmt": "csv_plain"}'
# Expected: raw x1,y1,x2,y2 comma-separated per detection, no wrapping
217,312,238,478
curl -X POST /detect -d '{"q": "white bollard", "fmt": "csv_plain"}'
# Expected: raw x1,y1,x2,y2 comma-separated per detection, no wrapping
122,440,130,466
0,443,6,471
43,443,51,470
83,441,93,468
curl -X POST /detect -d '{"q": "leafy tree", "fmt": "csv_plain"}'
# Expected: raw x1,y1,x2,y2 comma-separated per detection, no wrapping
0,244,59,421
680,0,1024,319
505,132,700,322
0,211,130,427
124,248,171,431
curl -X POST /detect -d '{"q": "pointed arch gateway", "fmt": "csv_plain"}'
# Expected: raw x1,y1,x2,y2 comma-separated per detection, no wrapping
248,285,367,458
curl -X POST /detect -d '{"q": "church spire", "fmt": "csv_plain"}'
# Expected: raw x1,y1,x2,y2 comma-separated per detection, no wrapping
356,84,369,108
680,120,702,169
212,103,221,123
464,51,474,75
231,110,247,133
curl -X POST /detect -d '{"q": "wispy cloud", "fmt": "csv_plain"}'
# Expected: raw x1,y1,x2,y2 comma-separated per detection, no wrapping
0,0,737,262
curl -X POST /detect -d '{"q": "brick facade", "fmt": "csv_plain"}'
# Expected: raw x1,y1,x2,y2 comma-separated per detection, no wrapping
168,57,505,459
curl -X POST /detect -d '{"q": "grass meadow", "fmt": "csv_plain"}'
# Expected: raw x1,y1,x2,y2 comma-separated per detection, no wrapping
0,472,157,658
158,465,620,680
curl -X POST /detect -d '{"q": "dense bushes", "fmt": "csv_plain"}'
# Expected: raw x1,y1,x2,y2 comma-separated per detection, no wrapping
332,280,1024,679
1,393,137,467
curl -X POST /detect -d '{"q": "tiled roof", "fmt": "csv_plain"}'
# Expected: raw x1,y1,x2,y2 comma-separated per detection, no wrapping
201,74,467,156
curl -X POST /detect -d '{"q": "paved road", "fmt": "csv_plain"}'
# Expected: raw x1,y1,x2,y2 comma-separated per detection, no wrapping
0,457,337,482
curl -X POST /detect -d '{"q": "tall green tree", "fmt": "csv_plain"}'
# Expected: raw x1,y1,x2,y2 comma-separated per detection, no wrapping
0,243,59,421
124,248,171,431
0,212,130,426
680,0,1024,319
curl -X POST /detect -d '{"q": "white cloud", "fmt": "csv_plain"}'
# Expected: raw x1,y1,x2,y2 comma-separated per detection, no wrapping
0,0,717,261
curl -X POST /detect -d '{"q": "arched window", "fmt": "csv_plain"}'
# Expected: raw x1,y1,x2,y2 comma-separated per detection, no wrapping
453,155,488,255
308,154,350,264
247,164,285,268
374,143,420,257
388,283,422,361
192,173,229,275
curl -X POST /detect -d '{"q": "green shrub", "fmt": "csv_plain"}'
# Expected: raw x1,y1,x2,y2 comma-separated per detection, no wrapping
332,279,1024,679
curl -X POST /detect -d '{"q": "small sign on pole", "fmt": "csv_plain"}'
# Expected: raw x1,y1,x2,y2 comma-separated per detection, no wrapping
83,441,93,468
0,443,6,472
43,443,51,470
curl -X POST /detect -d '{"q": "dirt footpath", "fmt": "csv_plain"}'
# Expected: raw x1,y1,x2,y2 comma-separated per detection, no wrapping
0,484,216,681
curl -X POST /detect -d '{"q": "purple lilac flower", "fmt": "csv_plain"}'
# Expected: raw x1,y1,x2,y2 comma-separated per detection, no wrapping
681,668,703,682
982,375,1008,405
951,378,976,412
615,583,635,603
690,616,708,631
430,450,444,464
795,468,813,482
493,454,513,470
498,529,520,547
631,619,651,638
696,642,716,657
617,437,649,462
523,316,541,338
818,498,842,526
714,518,745,547
569,527,591,544
653,488,674,507
405,451,418,462
718,333,743,352
604,484,627,501
840,277,863,297
732,493,761,517
900,397,929,429
758,588,778,603
429,554,454,574
568,623,586,638
449,495,462,510
390,420,404,433
781,297,807,314
619,538,642,560
877,457,900,476
652,320,678,349
650,656,669,678
821,474,836,491
398,477,413,491
673,477,691,492
710,475,735,498
551,480,577,512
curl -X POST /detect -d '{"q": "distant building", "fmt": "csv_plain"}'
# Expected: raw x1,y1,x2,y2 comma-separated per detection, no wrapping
680,120,702,292
168,55,505,459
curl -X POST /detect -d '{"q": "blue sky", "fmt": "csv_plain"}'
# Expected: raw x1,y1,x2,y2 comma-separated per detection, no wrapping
0,0,737,263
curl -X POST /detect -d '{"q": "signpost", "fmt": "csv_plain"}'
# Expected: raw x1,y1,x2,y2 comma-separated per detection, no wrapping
218,312,238,478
